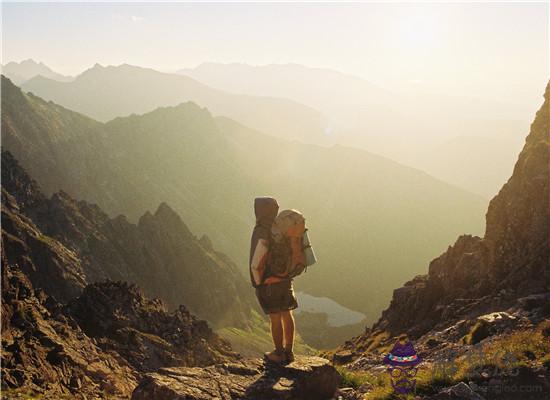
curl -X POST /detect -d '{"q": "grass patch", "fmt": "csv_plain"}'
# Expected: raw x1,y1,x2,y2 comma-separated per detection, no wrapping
217,310,316,357
354,322,550,399
0,387,76,399
337,366,417,400
336,366,378,389
365,331,391,353
418,320,550,393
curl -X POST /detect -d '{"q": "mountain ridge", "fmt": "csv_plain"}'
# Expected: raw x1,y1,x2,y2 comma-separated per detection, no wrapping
2,75,486,322
2,59,73,85
21,63,327,144
182,62,529,197
1,154,237,398
1,149,257,329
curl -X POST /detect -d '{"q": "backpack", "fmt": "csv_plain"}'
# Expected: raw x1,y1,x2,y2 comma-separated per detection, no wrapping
266,209,316,280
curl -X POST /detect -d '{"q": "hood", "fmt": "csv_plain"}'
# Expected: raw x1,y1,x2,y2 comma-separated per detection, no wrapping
254,197,279,228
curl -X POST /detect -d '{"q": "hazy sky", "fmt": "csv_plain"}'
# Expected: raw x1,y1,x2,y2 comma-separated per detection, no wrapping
2,2,549,105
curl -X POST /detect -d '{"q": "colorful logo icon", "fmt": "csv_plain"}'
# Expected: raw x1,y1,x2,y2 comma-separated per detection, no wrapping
383,340,422,395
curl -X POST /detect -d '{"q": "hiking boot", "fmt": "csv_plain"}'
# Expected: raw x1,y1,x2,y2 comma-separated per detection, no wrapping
264,349,286,364
284,349,295,363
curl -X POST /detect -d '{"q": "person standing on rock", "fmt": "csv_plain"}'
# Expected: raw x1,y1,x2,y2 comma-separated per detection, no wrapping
249,197,313,364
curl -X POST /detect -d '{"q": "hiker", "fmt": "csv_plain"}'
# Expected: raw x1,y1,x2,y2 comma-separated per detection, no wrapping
249,197,315,364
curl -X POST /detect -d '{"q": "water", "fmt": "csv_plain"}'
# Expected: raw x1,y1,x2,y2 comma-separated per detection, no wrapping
295,292,366,327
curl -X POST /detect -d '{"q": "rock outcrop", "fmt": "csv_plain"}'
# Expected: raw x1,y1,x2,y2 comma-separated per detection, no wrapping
1,180,86,303
1,244,235,398
1,150,257,328
131,356,341,400
332,83,550,400
1,155,240,397
1,249,137,398
366,81,550,340
66,281,235,372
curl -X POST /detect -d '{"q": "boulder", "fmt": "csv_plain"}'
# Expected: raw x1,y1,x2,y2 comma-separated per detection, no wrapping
132,356,341,400
333,350,354,365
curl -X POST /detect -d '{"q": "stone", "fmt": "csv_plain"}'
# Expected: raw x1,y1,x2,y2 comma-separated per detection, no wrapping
431,382,486,400
333,350,354,365
132,356,341,400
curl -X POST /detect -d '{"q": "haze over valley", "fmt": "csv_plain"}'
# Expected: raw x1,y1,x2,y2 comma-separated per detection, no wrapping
1,3,548,398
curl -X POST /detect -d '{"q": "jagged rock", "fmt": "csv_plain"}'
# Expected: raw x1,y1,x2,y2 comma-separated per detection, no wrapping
346,81,550,343
429,382,485,400
1,163,241,397
1,186,86,303
1,253,137,399
131,356,341,400
1,149,257,329
66,280,236,372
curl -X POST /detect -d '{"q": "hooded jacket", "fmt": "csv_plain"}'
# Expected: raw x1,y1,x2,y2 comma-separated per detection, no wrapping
249,197,278,287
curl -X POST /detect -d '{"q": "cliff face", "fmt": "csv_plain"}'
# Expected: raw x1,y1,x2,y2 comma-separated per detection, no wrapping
330,82,550,400
483,83,550,290
1,151,257,328
366,82,550,339
1,183,86,303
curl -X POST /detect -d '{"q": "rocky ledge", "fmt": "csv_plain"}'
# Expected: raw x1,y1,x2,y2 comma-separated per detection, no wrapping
132,356,341,400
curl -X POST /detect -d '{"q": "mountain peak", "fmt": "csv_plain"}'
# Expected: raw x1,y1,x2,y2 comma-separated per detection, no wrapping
154,201,177,217
21,58,40,66
2,60,71,84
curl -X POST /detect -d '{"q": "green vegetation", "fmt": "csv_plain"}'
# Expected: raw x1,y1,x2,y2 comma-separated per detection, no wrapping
417,322,550,394
1,387,130,400
339,322,550,399
336,366,379,389
217,310,316,357
0,388,75,400
2,76,486,323
365,331,392,353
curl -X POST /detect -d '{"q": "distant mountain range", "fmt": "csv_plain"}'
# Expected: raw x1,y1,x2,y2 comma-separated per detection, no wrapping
8,60,529,197
2,56,547,399
2,59,72,85
20,63,326,144
2,76,486,322
182,62,529,197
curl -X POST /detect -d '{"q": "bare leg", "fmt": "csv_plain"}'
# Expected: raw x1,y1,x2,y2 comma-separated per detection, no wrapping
281,310,295,352
268,312,284,351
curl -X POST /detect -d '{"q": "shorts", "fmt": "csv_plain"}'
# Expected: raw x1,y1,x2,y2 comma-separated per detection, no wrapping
255,279,298,315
